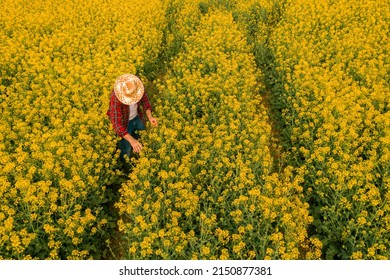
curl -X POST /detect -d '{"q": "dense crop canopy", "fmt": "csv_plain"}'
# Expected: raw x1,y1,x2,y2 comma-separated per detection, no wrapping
1,0,388,260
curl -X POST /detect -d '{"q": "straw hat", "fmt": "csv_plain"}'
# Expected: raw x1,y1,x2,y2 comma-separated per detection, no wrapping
113,74,144,105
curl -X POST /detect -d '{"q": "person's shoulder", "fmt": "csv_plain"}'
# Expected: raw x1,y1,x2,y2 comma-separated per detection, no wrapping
110,89,121,102
142,91,150,99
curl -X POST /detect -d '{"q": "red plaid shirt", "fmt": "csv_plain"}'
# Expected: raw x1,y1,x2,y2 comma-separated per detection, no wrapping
106,89,152,138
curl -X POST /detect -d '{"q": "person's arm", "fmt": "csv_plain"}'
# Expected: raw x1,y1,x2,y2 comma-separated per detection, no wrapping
140,92,158,127
108,90,128,138
146,109,158,127
123,134,142,153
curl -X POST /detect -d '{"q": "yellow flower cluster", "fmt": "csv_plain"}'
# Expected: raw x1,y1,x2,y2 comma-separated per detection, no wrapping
0,0,165,259
4,0,385,260
117,7,318,260
160,0,205,62
233,0,274,47
269,0,390,259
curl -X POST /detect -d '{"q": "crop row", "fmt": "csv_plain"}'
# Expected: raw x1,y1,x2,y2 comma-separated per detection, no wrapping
0,0,165,259
116,8,320,260
268,0,390,259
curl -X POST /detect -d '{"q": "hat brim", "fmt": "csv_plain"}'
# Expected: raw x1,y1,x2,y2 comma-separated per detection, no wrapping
114,74,144,105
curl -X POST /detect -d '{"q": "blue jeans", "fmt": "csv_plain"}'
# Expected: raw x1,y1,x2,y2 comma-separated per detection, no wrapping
118,115,145,163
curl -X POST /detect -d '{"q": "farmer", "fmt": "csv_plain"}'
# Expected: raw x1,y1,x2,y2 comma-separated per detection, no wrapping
107,74,158,167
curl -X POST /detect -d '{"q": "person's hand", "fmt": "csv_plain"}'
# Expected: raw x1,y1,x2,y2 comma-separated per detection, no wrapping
149,117,158,127
129,138,143,153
